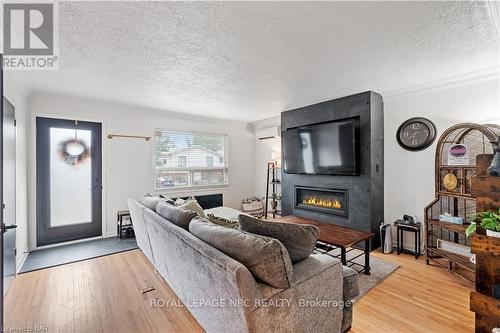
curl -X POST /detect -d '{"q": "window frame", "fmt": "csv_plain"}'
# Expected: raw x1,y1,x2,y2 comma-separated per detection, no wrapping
153,129,229,191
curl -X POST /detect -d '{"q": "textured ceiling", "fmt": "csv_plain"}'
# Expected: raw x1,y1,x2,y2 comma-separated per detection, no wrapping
12,1,499,121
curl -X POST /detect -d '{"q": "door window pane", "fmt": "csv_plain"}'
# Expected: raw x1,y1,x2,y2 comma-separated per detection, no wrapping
49,128,92,226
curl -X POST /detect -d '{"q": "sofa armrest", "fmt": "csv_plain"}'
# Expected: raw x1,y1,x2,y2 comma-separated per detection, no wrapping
248,254,344,333
342,266,360,301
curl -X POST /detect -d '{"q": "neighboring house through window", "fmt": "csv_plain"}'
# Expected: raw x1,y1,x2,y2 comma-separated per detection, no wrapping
153,129,228,189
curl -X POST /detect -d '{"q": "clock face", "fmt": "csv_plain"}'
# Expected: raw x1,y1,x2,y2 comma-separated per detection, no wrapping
443,173,458,190
397,118,437,151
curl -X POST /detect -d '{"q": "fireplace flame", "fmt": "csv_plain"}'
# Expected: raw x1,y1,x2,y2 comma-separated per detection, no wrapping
302,197,342,209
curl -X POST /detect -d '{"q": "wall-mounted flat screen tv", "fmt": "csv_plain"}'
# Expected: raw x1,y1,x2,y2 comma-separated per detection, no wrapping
282,117,360,175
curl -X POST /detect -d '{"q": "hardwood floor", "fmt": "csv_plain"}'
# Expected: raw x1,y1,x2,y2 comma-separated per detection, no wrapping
4,250,203,333
351,251,474,333
5,249,474,333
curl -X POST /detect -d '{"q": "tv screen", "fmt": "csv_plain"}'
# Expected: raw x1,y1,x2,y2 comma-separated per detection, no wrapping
282,118,360,175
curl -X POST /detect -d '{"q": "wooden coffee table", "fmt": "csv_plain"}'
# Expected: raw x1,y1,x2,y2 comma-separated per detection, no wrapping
276,216,375,275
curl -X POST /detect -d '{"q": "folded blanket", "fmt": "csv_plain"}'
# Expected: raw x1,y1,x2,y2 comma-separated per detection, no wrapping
204,206,242,228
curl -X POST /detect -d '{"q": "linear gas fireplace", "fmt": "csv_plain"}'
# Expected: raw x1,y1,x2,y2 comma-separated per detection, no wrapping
295,186,348,218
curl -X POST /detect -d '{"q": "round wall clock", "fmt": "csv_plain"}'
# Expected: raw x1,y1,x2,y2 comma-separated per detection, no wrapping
397,117,437,151
443,172,458,190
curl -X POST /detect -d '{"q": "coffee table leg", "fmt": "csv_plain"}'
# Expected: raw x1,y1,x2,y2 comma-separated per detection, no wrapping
364,239,371,275
341,247,347,266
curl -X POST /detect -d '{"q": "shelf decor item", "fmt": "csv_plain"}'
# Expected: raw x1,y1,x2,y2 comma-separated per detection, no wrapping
424,123,500,283
488,136,500,176
465,209,500,239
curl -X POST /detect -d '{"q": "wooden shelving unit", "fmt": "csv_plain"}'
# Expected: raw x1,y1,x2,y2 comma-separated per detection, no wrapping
424,123,500,283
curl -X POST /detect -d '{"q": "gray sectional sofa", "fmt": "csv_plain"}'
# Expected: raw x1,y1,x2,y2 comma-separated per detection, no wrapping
128,198,359,333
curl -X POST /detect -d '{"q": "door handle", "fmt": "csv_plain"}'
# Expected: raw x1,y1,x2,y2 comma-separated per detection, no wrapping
1,223,17,233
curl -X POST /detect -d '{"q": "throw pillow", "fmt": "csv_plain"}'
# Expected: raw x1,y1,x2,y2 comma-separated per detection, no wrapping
180,199,207,218
238,214,319,263
138,196,168,211
156,201,197,230
174,197,187,206
189,217,294,289
158,194,175,205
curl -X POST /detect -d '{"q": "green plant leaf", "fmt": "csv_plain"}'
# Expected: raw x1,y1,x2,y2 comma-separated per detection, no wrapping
465,223,477,238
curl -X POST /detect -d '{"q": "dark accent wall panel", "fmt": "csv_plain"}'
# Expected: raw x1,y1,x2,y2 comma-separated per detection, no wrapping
281,91,384,251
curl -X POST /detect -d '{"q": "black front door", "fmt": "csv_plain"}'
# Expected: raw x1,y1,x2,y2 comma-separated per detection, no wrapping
2,98,16,295
36,117,102,246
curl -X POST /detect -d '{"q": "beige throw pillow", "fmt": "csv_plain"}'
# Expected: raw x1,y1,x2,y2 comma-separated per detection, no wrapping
180,199,207,218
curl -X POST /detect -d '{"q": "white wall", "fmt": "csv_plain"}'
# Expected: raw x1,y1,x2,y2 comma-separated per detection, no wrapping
27,93,255,250
252,75,500,251
385,76,499,250
3,72,29,270
253,119,281,199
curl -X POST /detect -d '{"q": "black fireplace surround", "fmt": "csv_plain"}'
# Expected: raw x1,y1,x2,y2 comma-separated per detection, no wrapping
281,91,384,251
295,186,348,218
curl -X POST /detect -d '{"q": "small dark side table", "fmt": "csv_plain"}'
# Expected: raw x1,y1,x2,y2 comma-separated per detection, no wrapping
117,210,133,239
395,220,421,259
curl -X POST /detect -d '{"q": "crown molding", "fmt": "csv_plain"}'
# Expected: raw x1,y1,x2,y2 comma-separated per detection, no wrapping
383,66,500,100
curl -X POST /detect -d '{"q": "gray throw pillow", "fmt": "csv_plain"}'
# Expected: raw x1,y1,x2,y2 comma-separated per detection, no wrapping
156,201,197,230
189,217,294,289
138,196,168,211
158,194,175,205
238,214,319,263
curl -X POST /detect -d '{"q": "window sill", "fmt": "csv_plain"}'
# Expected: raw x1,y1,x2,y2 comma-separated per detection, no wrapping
153,184,229,194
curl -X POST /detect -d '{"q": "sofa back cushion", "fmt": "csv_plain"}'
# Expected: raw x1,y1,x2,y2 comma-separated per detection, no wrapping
156,201,197,230
238,214,319,263
189,217,293,288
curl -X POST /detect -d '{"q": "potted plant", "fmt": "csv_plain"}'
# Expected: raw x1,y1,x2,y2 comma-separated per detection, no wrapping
465,208,500,238
271,193,282,211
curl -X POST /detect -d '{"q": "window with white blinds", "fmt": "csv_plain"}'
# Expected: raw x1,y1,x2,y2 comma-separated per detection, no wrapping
153,129,228,189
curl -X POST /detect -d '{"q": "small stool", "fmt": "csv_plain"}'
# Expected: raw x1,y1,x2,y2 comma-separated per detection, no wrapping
395,221,421,259
117,210,133,239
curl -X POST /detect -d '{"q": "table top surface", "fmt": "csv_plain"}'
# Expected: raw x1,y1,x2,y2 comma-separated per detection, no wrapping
394,220,421,229
275,216,374,248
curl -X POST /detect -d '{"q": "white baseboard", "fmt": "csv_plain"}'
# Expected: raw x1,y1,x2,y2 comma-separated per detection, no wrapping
105,232,118,238
16,251,29,274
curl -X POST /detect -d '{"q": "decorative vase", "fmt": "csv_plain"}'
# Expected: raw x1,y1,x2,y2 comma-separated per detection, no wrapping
271,201,278,210
486,229,500,238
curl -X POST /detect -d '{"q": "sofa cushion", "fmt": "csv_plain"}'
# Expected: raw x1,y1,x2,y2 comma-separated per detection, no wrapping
180,199,207,218
238,214,319,263
156,201,197,230
189,217,294,289
138,196,169,211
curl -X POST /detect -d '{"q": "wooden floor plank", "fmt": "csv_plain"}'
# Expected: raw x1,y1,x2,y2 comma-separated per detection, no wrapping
4,249,473,333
